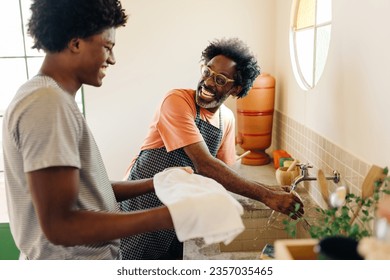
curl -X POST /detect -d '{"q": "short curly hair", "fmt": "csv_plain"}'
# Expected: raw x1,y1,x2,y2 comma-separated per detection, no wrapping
201,38,261,98
28,0,128,52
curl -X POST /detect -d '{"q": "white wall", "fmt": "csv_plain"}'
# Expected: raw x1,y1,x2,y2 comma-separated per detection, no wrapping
84,0,276,179
85,0,390,180
274,0,390,168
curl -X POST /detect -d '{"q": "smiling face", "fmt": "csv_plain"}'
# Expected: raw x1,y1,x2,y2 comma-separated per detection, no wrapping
77,27,116,87
196,55,242,113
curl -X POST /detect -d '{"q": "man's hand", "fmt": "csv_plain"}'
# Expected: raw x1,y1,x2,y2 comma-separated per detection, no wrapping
265,190,304,219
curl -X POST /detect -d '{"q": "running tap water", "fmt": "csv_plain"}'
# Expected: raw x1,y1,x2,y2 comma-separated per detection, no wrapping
267,163,340,228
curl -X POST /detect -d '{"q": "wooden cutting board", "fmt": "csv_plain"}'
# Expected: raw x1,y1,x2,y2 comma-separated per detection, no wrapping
350,164,386,224
361,165,385,199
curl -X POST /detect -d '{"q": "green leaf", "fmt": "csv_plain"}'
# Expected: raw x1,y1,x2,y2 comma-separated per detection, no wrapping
374,180,383,188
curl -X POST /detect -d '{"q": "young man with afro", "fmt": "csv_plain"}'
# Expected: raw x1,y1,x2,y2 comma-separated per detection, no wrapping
2,0,177,260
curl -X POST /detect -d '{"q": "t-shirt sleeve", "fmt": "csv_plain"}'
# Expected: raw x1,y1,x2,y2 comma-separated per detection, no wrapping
157,90,203,152
15,88,81,172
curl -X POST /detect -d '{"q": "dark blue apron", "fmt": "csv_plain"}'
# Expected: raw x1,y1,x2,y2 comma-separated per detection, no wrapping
120,104,223,260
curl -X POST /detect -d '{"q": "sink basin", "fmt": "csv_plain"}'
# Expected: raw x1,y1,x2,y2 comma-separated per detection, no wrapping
183,193,314,260
219,208,310,253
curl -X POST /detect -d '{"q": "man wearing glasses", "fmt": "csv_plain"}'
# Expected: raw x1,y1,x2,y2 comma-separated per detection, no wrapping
120,38,304,260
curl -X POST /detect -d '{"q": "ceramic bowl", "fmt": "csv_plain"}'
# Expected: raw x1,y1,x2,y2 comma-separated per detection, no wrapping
275,166,299,186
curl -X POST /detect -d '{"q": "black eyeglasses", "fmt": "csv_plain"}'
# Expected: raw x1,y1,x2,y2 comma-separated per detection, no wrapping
200,65,235,87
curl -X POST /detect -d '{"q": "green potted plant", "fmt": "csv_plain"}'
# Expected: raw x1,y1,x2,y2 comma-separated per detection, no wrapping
283,167,390,241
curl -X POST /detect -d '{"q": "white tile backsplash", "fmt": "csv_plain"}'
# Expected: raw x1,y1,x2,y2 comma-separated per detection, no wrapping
272,110,372,203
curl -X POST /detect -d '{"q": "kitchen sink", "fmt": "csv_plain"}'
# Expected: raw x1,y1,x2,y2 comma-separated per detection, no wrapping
219,208,310,253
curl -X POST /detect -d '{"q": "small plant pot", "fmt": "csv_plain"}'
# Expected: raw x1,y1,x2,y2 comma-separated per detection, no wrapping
314,236,363,260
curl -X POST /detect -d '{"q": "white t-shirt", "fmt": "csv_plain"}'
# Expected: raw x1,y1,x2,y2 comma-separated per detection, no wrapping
2,75,119,259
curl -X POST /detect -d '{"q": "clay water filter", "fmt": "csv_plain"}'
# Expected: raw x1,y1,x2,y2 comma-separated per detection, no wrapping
236,73,275,165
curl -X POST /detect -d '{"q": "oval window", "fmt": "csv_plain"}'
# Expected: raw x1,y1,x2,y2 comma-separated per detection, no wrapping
290,0,332,90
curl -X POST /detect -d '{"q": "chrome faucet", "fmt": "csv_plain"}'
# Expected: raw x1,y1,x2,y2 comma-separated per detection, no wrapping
290,163,340,191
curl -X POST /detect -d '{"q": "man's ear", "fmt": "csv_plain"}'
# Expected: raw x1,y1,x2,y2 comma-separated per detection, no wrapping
231,85,243,97
68,38,81,53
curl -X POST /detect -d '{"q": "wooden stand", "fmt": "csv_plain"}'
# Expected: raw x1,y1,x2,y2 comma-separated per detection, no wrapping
274,239,319,260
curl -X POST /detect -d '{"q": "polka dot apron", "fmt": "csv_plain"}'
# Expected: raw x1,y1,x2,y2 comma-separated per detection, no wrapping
120,105,223,260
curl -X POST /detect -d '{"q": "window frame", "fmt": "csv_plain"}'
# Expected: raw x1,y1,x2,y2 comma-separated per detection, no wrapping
0,0,85,172
289,0,332,90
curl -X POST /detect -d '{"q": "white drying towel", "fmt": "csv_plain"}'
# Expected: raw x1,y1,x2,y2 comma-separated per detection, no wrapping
154,167,244,245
